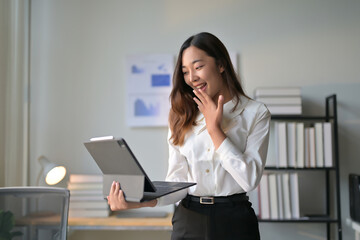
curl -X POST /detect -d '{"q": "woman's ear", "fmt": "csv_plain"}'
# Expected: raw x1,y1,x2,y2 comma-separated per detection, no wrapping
219,64,225,73
217,60,225,73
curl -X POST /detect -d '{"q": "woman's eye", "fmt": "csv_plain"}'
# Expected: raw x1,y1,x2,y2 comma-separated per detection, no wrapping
195,65,203,70
183,71,188,76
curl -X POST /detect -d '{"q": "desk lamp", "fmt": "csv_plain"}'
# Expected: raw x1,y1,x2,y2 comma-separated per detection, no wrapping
36,155,67,185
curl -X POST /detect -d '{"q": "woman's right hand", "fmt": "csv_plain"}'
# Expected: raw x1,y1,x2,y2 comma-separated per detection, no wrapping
107,181,157,211
107,181,131,211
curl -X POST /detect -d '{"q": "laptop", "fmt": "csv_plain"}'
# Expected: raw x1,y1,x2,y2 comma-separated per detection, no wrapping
84,136,196,202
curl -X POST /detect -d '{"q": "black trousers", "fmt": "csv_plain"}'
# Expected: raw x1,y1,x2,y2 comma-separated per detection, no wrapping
171,196,260,240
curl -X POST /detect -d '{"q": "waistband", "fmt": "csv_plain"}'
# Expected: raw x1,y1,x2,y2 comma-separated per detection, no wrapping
184,193,248,205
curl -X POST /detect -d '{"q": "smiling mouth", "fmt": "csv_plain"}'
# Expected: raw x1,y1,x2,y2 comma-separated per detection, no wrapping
195,83,207,91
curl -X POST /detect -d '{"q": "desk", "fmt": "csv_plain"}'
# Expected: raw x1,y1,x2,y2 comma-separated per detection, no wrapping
68,213,173,231
16,213,173,240
17,214,62,226
16,214,65,239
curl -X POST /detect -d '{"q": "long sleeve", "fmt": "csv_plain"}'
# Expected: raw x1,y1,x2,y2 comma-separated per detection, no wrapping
157,97,271,203
156,131,189,206
216,107,271,192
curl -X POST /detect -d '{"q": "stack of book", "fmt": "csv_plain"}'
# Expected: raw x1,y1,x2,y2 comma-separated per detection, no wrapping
254,87,302,115
67,174,110,218
257,172,300,220
272,121,333,168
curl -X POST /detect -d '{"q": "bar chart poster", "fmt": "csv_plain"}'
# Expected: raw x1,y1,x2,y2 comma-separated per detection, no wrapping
126,54,174,127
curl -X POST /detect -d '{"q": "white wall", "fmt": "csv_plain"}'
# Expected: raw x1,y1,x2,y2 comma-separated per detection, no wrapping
29,1,360,239
0,0,9,187
2,0,30,187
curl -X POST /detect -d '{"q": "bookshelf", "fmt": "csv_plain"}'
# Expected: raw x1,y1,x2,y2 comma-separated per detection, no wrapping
258,95,342,240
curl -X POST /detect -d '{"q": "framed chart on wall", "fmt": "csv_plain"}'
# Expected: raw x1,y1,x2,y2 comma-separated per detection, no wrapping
126,54,174,127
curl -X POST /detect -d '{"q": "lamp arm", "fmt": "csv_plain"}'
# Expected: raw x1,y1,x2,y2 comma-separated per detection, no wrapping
36,168,43,186
36,156,45,186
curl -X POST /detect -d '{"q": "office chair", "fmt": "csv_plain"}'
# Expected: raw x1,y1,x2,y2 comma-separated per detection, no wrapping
0,187,70,240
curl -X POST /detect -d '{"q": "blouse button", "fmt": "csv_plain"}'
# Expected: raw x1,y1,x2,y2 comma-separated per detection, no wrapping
206,169,210,173
207,148,210,152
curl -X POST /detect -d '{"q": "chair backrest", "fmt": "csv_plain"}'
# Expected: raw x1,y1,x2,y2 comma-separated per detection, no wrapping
0,187,70,240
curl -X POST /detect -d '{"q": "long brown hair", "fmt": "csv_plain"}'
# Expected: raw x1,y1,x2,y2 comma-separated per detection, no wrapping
169,32,247,146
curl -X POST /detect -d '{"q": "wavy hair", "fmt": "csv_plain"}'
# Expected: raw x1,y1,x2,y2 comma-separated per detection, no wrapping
169,32,248,146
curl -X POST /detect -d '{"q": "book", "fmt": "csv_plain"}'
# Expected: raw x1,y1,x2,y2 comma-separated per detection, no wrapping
255,96,302,105
254,87,301,97
69,174,103,183
68,174,104,203
314,122,324,167
266,105,302,115
67,182,102,190
282,173,292,219
69,189,103,195
304,127,310,167
268,174,278,219
308,127,316,168
259,174,270,219
287,122,296,168
323,122,333,167
265,122,277,167
249,187,259,216
275,122,287,167
276,174,284,219
69,195,105,201
69,209,110,218
296,122,305,168
69,200,108,209
289,173,300,219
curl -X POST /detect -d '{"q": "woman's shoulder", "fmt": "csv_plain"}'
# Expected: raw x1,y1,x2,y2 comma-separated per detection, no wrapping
242,96,270,118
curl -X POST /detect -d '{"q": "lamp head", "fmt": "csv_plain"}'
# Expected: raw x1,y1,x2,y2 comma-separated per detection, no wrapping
38,156,66,185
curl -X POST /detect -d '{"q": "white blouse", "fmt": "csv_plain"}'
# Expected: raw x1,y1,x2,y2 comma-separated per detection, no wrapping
156,95,271,206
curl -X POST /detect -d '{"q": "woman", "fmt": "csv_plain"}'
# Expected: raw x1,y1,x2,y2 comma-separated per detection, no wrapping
108,32,271,240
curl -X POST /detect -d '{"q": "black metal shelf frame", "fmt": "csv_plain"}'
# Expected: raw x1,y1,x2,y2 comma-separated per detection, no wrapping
263,95,342,240
259,217,338,223
265,167,336,171
271,115,333,121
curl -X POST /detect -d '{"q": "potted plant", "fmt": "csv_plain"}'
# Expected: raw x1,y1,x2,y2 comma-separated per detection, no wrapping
0,210,22,240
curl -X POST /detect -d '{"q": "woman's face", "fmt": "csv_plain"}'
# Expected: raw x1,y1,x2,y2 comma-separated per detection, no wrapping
182,46,230,102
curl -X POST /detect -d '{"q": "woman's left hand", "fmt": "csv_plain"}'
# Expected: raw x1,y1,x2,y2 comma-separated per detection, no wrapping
193,89,226,149
193,89,224,132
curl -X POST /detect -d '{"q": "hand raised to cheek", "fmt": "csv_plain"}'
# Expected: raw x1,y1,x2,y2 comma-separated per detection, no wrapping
193,89,227,149
193,89,224,133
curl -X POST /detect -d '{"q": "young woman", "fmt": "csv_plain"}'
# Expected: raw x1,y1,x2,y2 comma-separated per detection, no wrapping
108,32,271,240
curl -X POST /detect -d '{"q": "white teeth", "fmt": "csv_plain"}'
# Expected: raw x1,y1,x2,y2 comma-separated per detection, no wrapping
196,83,206,89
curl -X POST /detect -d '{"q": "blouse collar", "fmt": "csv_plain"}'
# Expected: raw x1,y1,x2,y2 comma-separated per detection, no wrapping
193,95,249,135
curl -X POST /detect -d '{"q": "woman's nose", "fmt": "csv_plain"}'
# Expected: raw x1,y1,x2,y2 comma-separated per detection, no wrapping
189,71,198,82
